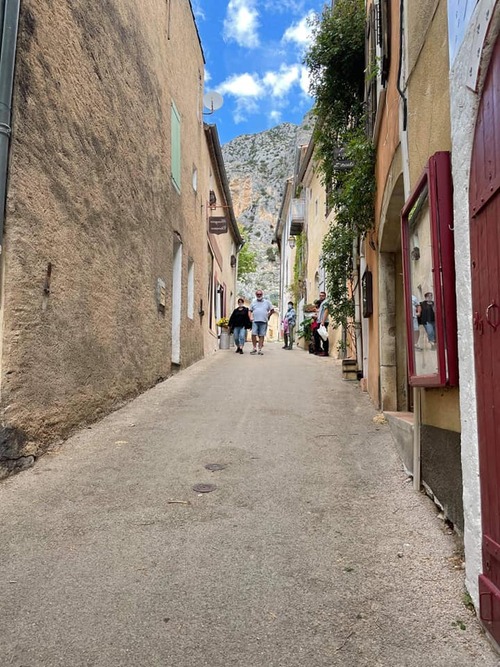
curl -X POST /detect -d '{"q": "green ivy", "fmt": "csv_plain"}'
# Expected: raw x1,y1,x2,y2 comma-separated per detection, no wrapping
291,232,305,304
305,0,375,329
237,224,257,278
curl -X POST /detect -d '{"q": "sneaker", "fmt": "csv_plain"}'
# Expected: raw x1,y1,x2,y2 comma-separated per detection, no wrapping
239,348,244,354
258,350,264,355
235,347,240,354
250,349,257,355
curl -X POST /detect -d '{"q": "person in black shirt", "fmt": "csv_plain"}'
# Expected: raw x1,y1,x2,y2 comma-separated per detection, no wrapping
419,292,436,346
228,298,252,354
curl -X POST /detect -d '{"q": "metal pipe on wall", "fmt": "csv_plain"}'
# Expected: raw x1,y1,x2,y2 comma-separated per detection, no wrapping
0,0,21,254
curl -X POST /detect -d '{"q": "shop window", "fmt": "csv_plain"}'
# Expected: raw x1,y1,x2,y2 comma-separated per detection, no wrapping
401,152,458,387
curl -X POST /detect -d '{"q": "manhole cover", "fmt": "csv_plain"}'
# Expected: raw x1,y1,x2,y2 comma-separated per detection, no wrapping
192,483,217,493
204,463,227,471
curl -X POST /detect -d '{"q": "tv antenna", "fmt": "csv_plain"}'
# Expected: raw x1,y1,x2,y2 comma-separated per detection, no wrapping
203,91,223,115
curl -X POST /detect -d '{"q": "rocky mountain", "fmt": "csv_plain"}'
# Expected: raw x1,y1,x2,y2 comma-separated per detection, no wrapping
222,115,313,305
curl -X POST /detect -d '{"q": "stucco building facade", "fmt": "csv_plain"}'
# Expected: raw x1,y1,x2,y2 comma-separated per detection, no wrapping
0,0,239,476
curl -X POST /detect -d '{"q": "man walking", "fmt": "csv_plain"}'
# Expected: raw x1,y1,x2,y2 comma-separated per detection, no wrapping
249,290,274,355
313,290,330,357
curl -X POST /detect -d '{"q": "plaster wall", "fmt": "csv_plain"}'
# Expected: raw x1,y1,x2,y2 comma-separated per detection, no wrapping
406,0,452,183
1,0,207,465
448,0,500,607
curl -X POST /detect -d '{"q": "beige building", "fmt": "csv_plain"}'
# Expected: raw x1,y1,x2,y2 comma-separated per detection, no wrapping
275,140,343,358
203,124,243,354
0,1,238,476
366,0,462,530
297,139,343,358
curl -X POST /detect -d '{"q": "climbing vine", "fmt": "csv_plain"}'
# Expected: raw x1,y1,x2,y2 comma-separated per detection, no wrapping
291,232,305,305
305,0,375,329
237,224,257,279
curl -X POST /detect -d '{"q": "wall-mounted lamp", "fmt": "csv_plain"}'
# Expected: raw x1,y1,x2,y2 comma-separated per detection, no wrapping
288,237,296,249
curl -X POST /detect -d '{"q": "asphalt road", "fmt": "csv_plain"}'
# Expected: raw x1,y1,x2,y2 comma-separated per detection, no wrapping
1,344,499,666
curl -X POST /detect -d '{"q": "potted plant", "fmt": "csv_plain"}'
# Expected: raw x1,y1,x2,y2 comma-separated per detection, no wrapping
296,316,314,351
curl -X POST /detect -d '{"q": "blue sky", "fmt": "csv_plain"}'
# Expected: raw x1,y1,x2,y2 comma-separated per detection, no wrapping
192,0,327,145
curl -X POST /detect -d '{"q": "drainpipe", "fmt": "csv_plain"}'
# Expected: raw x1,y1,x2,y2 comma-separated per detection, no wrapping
0,0,21,255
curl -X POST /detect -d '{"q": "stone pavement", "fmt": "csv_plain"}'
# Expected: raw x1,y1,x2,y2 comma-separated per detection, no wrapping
0,343,499,666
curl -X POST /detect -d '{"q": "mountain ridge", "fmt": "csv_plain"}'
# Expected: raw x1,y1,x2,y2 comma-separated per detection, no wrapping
222,115,314,304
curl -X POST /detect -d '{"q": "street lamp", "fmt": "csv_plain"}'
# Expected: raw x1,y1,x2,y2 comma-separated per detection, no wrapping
288,237,296,249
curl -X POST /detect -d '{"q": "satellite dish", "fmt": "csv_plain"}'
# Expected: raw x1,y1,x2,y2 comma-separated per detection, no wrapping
203,91,223,114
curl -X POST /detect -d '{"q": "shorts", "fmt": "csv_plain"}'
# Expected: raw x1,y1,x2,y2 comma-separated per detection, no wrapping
252,321,268,337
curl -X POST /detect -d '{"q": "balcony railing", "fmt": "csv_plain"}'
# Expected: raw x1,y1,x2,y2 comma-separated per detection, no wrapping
290,198,305,235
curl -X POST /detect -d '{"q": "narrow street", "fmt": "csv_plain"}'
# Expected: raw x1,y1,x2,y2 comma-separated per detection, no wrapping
0,345,498,667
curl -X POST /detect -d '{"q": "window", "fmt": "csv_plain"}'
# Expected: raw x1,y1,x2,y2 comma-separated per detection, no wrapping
401,152,458,387
365,0,391,137
192,166,198,192
171,102,181,192
187,259,194,319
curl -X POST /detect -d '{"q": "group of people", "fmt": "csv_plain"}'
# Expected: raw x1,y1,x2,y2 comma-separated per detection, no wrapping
227,289,330,357
227,289,274,355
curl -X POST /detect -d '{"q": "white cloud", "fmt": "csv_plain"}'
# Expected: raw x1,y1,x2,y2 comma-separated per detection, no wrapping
299,65,312,96
204,68,212,83
217,62,312,126
218,72,264,99
223,0,260,48
282,10,317,48
268,109,283,124
191,1,205,21
263,65,300,98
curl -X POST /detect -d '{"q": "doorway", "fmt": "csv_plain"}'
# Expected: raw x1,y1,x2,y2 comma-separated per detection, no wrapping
171,235,182,365
470,33,500,644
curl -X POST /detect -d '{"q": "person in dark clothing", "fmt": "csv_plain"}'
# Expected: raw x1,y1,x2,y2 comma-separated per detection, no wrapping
419,292,436,346
228,298,252,354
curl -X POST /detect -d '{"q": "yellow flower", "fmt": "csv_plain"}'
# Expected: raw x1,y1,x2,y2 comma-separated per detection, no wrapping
216,316,229,327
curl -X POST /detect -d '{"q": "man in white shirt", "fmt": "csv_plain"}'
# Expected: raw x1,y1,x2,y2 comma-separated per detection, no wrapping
249,289,274,355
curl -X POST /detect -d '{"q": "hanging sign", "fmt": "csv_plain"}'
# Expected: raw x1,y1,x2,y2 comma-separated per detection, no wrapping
209,216,228,234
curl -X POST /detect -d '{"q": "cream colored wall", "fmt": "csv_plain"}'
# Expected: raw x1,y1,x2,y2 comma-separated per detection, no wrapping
422,387,461,433
406,1,452,180
405,0,458,430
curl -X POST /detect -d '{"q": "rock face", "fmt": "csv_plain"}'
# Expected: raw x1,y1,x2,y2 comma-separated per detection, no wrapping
222,116,313,304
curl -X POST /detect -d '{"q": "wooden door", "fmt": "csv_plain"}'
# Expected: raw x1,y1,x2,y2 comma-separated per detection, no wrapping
470,33,500,644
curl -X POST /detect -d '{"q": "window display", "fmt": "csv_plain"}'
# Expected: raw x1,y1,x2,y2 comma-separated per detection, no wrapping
401,152,458,386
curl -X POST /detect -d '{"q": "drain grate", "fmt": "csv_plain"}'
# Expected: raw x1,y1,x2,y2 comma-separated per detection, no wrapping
204,463,227,471
192,483,217,493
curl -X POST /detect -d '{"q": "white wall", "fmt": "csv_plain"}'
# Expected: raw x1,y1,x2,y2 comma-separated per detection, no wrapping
448,0,500,606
